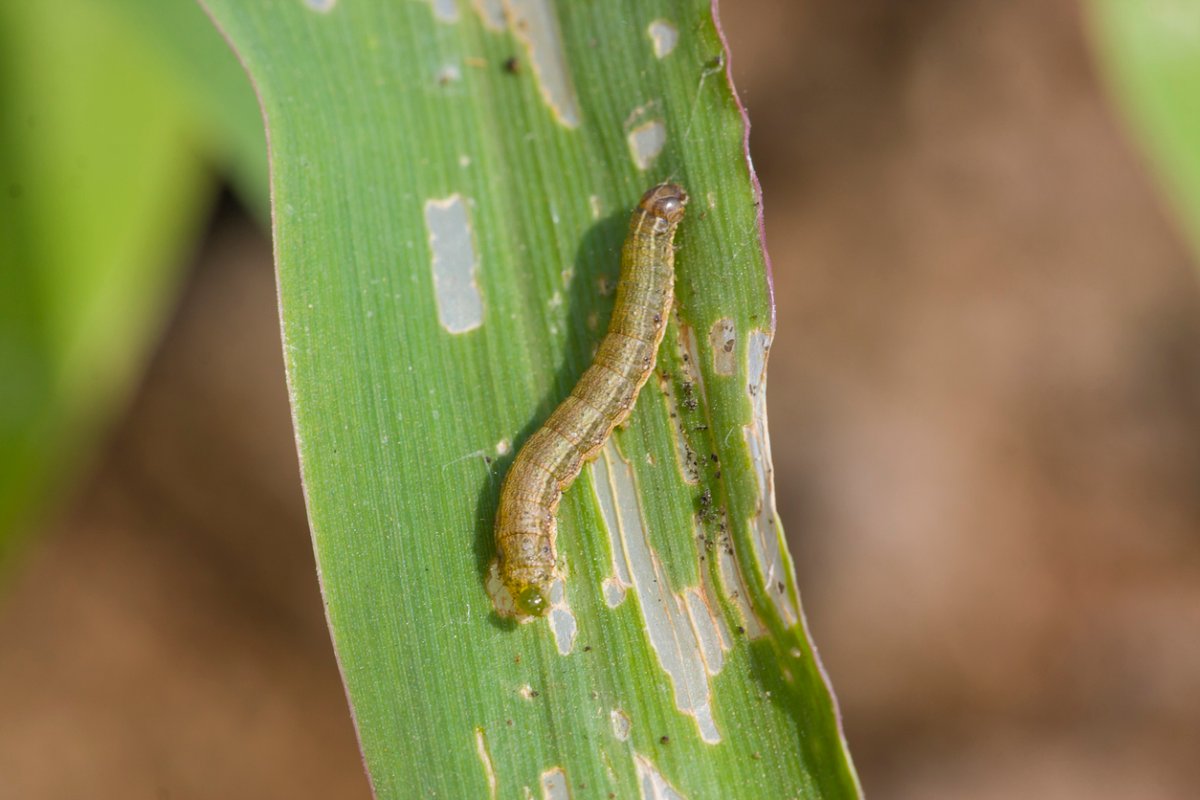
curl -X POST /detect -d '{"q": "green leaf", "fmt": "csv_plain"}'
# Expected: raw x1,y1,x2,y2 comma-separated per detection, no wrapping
109,0,270,217
0,0,266,561
1089,0,1200,261
0,0,212,557
200,1,859,796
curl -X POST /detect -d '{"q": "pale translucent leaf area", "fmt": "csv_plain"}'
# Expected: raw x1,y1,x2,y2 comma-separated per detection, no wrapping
200,1,859,796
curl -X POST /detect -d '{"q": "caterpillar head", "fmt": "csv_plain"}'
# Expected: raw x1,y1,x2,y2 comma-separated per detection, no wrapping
639,183,688,225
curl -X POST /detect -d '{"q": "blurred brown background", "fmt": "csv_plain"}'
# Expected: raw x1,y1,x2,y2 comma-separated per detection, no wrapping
2,0,1199,797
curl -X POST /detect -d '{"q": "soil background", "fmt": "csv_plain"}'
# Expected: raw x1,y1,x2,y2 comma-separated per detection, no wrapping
2,1,1199,797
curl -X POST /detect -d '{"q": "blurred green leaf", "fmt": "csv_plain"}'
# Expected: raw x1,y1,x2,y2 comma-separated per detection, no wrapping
202,1,858,797
0,0,264,560
1089,0,1200,261
110,0,269,216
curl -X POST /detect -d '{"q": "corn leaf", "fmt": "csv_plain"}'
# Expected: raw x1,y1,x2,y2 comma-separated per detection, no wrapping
200,1,859,796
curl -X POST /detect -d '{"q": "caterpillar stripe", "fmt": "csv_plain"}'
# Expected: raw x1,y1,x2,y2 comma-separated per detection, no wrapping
495,183,688,617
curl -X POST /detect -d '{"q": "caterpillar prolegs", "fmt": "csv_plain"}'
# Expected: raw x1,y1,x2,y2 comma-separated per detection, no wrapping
494,183,688,617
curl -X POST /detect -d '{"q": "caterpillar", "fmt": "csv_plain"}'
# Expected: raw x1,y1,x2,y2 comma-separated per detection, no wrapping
494,183,688,617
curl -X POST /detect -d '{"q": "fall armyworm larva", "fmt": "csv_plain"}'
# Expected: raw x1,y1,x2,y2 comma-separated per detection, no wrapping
494,183,688,617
